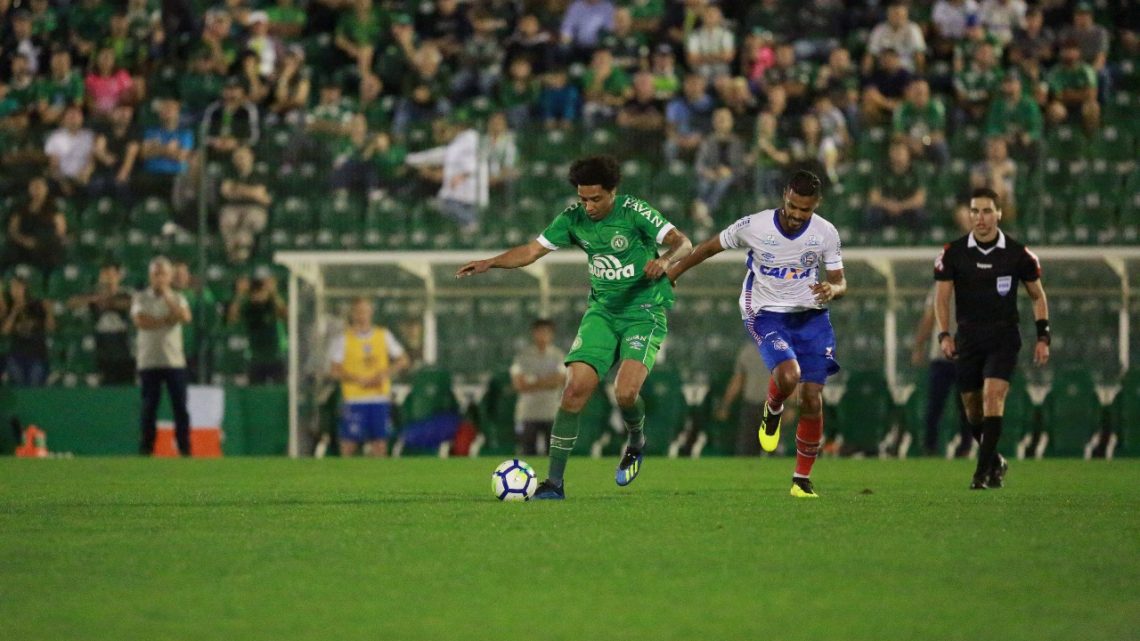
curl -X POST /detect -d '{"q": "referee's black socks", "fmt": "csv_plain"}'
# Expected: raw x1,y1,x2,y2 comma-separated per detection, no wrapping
975,416,1003,477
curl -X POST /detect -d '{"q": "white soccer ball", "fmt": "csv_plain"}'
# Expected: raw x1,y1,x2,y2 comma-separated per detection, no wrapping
492,459,537,501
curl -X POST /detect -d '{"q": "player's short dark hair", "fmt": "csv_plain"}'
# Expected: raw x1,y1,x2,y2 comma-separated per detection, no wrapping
532,318,555,330
568,155,621,191
970,187,1001,208
786,170,822,198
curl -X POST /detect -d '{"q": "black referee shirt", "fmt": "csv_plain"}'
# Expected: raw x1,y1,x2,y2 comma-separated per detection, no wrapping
934,230,1041,330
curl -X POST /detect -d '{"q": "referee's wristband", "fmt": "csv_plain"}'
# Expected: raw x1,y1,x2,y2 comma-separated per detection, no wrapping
937,331,952,343
1036,319,1051,345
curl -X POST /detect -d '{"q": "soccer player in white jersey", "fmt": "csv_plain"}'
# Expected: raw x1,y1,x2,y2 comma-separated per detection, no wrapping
668,171,847,498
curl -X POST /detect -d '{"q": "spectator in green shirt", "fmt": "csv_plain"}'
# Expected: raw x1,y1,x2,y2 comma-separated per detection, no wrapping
1046,40,1100,132
581,48,633,129
69,0,114,60
497,58,540,129
622,0,664,33
36,49,85,127
953,41,1002,124
893,78,949,166
866,141,929,232
984,74,1043,163
226,274,287,384
335,0,386,76
265,0,307,40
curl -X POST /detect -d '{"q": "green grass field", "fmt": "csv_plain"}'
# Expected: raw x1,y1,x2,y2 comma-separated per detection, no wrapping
2,457,1137,641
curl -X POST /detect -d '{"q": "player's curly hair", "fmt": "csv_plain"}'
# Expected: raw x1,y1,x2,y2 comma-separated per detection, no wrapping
787,170,822,198
568,155,622,191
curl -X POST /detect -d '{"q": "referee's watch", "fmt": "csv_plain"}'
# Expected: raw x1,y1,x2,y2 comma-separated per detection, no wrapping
1036,319,1051,345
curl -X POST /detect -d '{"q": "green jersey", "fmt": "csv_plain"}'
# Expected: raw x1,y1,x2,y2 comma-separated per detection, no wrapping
539,195,675,311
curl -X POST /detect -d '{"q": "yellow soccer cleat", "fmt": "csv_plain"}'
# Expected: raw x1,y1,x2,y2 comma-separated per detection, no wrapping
758,402,782,453
790,477,819,498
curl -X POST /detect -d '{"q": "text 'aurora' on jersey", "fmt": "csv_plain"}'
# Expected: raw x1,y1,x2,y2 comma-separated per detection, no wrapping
537,195,677,310
719,209,844,317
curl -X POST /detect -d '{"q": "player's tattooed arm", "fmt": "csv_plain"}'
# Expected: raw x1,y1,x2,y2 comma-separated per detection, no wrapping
645,228,693,280
456,240,552,278
810,268,847,303
665,234,724,285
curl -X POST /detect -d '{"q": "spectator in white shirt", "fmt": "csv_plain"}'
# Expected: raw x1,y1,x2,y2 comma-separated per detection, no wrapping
405,120,489,234
864,2,927,75
44,105,96,195
932,0,980,42
244,11,281,78
979,0,1026,47
686,5,735,82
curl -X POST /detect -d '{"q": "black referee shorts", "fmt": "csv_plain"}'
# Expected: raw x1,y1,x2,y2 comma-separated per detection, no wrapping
954,329,1022,392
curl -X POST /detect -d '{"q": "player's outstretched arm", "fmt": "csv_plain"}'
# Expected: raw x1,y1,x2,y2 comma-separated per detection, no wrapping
456,240,552,279
645,228,693,279
666,234,724,284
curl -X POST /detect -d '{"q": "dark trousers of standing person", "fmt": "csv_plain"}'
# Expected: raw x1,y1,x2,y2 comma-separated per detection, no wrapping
925,359,969,455
139,367,191,456
516,420,552,457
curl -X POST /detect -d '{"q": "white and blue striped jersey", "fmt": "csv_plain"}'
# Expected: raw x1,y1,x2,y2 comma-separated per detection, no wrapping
718,209,844,318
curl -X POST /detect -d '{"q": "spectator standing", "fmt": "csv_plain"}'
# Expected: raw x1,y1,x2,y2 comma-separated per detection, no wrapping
1046,40,1100,132
970,137,1018,222
219,146,271,264
510,318,566,456
405,120,489,234
1057,2,1111,102
954,41,1003,124
979,0,1026,47
334,0,383,75
139,98,193,201
985,73,1042,164
1,275,53,386
269,45,310,126
85,47,138,121
3,177,67,274
203,79,261,162
893,78,950,166
132,256,193,456
580,48,632,129
537,66,580,130
715,342,774,456
692,108,744,228
88,104,140,206
864,2,927,75
328,297,411,457
862,48,913,124
911,285,969,457
866,141,928,232
664,72,714,162
685,5,735,82
68,261,135,385
35,48,84,127
44,105,96,196
226,274,287,384
560,0,615,62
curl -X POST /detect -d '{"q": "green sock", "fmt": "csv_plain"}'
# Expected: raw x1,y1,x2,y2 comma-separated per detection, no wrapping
547,408,580,484
620,395,646,450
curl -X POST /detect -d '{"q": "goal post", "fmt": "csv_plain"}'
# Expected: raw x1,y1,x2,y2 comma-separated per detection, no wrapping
276,247,1140,458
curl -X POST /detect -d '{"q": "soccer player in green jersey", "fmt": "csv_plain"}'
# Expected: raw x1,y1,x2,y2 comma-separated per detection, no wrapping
456,156,693,500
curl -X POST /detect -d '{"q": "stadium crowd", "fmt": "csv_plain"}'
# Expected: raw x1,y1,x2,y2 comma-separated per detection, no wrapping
0,0,1137,387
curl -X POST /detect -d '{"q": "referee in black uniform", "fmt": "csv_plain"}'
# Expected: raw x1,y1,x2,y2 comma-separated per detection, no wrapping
933,187,1051,489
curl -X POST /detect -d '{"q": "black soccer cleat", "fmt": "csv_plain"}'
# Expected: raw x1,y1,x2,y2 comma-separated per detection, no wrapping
533,479,566,500
970,475,988,490
987,454,1009,489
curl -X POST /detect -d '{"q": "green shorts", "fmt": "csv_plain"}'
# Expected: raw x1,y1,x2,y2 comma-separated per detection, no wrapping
566,305,668,379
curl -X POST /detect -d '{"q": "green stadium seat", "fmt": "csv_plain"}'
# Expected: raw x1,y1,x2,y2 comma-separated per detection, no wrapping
575,386,614,457
210,330,250,385
46,263,95,301
998,374,1035,458
477,371,519,456
1044,124,1087,162
315,195,362,248
56,333,98,387
1119,170,1140,243
270,196,315,249
693,368,737,457
130,197,172,235
1043,368,1099,457
834,370,893,454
